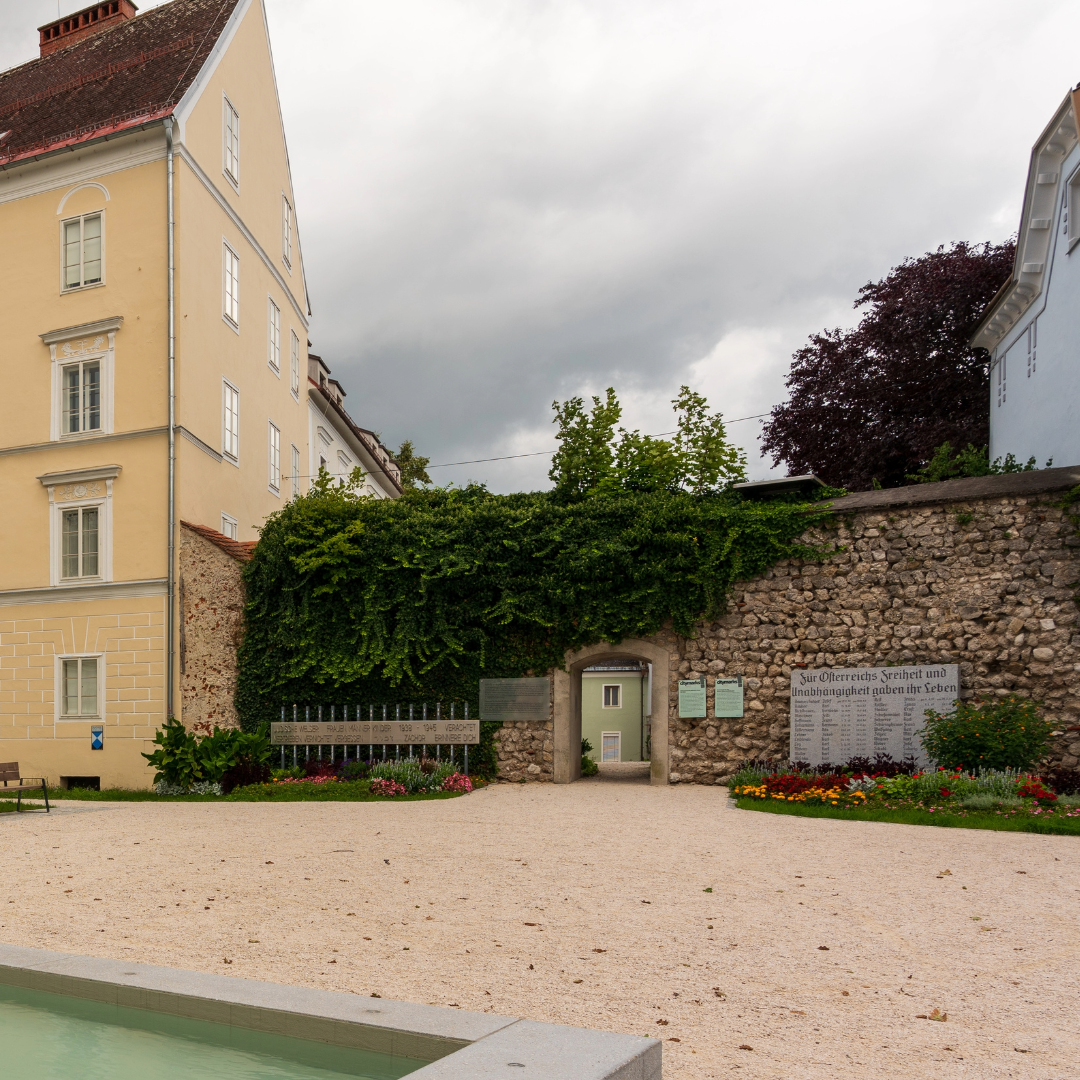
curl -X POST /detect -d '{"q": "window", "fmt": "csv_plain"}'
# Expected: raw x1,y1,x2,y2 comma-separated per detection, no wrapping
223,243,240,327
602,684,621,708
290,331,300,397
223,95,240,185
601,732,621,762
60,359,101,434
319,454,327,473
268,421,281,493
60,657,99,718
996,353,1006,407
291,444,300,498
61,505,99,579
221,513,238,540
62,212,102,290
222,380,239,461
268,299,281,372
1027,319,1037,378
282,195,293,268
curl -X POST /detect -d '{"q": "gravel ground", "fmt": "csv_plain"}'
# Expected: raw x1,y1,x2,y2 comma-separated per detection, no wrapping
1,772,1077,1079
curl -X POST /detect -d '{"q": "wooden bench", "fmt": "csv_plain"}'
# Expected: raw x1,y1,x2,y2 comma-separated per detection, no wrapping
0,763,50,812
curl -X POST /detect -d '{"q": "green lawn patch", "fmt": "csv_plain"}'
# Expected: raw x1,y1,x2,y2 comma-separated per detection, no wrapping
734,797,1080,836
0,781,468,804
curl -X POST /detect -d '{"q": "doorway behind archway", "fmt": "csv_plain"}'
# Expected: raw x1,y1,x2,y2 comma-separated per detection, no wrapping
581,661,650,764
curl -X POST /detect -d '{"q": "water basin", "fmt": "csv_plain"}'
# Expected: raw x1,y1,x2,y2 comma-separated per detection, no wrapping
0,983,422,1080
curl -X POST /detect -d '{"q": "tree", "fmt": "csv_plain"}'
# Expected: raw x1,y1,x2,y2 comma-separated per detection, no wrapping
760,240,1015,490
395,439,432,489
549,386,747,498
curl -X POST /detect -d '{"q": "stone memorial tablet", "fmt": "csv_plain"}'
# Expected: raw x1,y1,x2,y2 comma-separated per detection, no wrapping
270,721,479,745
479,677,549,723
678,677,707,718
789,664,959,767
714,676,744,718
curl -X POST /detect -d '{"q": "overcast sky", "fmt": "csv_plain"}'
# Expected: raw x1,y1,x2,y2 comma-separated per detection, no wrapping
6,1,1080,490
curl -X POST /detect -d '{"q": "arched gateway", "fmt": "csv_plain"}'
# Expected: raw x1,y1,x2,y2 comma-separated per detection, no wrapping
552,638,672,785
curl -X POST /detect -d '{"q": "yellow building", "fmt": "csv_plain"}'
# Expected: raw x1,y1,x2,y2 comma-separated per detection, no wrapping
0,0,396,788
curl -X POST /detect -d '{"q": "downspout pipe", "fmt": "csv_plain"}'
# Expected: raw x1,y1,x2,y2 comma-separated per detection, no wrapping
165,118,176,722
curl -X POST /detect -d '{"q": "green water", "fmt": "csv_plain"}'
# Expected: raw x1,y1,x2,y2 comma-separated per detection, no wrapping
0,984,422,1080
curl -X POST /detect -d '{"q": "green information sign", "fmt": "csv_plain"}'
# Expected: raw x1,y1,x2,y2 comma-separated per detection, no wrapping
678,677,707,718
714,676,744,718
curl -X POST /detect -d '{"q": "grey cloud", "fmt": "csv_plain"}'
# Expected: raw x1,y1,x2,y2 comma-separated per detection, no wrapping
4,1,1076,488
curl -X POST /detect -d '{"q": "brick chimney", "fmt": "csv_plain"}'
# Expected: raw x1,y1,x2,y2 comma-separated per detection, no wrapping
38,1,138,58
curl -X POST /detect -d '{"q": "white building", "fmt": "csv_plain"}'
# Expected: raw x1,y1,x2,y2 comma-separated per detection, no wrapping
971,88,1080,468
306,353,402,498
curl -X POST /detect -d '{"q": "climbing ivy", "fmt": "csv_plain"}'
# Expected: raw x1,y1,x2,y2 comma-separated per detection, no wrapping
235,483,835,734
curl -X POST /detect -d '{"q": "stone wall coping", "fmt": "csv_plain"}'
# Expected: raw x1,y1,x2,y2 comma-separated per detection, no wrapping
0,944,661,1079
821,465,1080,514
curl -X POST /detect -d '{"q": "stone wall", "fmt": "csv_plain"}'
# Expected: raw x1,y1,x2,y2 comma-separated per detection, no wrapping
179,522,254,731
493,673,555,780
524,468,1080,784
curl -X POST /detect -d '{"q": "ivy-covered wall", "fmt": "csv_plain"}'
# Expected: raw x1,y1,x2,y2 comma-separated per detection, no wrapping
232,483,830,774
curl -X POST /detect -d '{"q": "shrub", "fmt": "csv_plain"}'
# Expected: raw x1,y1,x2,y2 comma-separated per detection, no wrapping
581,738,598,777
143,718,272,791
920,697,1053,772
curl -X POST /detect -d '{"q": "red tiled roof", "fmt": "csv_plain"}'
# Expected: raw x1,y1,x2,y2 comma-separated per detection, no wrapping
181,520,257,562
0,0,240,167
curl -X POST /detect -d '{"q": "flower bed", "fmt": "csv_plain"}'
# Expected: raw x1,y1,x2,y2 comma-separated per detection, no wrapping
730,758,1080,832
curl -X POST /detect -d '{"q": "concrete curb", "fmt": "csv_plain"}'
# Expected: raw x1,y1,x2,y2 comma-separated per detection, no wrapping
0,944,661,1078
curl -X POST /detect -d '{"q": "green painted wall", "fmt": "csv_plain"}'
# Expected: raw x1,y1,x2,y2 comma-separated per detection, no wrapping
582,673,644,762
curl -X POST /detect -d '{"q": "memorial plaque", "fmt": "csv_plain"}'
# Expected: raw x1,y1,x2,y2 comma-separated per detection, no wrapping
714,676,744,718
270,721,479,745
789,664,959,767
479,677,549,722
678,677,707,718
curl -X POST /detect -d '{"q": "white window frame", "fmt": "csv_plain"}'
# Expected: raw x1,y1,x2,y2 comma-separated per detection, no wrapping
268,420,281,494
60,210,105,292
44,319,120,441
282,194,293,269
222,379,240,464
223,94,240,189
220,512,238,540
602,683,622,708
223,241,240,330
291,444,300,498
1068,164,1080,251
290,330,301,398
55,653,104,722
41,469,116,588
268,298,281,373
600,731,622,762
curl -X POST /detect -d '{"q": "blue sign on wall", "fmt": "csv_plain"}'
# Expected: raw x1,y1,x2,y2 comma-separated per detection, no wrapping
91,725,104,750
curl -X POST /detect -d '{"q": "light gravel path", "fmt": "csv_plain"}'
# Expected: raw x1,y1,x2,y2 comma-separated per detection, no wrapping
2,777,1077,1079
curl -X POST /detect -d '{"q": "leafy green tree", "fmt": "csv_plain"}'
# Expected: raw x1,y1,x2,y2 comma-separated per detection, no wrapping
670,387,748,493
395,439,432,489
549,388,623,498
550,386,747,498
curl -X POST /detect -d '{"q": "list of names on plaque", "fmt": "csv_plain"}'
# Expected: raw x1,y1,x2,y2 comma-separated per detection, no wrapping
790,665,959,767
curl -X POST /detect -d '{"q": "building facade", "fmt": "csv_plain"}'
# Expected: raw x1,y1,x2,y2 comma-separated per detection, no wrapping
971,88,1080,469
0,0,397,788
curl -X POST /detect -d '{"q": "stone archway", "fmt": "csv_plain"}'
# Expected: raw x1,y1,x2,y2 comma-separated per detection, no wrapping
552,638,673,785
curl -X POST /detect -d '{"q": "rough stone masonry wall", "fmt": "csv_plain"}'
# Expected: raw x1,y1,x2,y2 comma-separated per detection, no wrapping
179,525,249,731
493,676,555,781
667,486,1080,783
